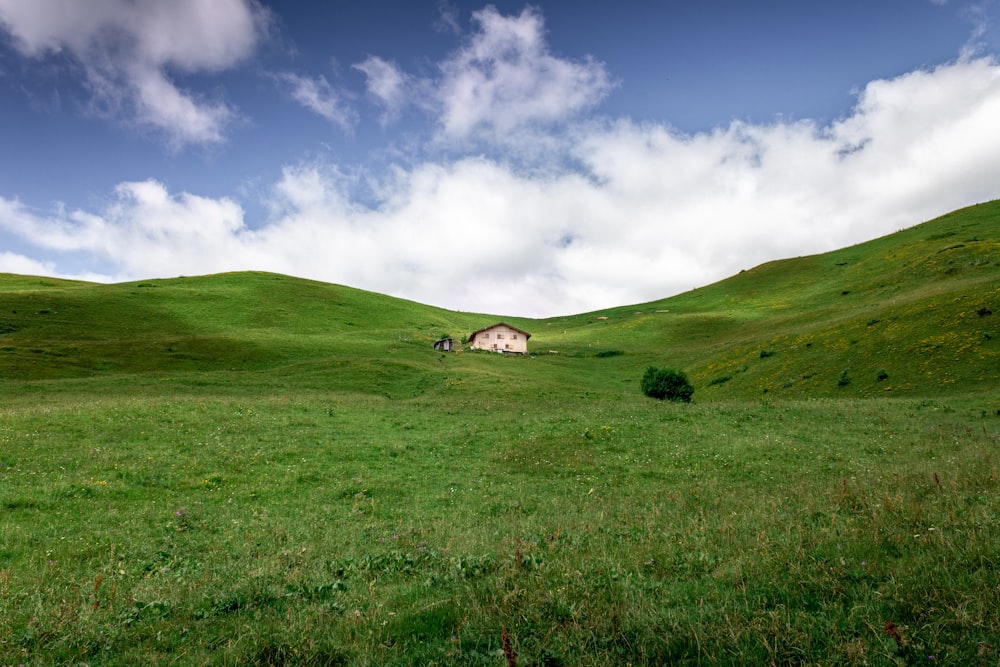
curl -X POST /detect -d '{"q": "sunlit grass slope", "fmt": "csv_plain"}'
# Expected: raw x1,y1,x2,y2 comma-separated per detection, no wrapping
7,201,995,400
1,202,998,665
537,199,999,400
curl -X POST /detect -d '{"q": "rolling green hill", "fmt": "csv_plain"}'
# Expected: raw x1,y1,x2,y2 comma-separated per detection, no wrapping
547,199,1000,399
1,201,998,665
1,200,996,401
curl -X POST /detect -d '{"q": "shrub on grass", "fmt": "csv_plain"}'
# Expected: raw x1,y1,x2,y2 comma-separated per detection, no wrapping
641,367,694,402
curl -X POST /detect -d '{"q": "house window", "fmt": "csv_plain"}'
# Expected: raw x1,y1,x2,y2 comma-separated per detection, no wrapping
512,334,518,340
496,333,505,339
482,333,489,339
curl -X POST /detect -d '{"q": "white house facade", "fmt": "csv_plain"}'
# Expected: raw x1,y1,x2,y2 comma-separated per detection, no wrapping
467,323,531,354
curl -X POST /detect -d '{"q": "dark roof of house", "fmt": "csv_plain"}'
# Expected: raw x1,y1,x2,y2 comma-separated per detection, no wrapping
468,322,531,342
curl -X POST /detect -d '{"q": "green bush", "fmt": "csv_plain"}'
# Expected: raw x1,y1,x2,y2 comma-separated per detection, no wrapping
641,366,694,402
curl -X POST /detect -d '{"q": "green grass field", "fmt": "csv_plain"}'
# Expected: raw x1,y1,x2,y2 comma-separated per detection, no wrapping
1,201,998,665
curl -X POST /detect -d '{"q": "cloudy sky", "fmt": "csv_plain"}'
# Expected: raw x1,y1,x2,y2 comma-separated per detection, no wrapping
1,1,999,317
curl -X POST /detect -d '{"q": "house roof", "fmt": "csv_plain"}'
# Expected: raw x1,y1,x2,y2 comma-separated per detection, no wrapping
468,322,531,342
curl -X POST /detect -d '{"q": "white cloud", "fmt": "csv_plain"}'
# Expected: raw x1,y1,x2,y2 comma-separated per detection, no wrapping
0,251,59,277
958,1,995,58
348,5,612,143
0,251,107,282
2,58,1000,317
434,5,612,140
0,182,250,276
354,56,411,125
0,0,268,146
276,72,357,130
435,2,462,36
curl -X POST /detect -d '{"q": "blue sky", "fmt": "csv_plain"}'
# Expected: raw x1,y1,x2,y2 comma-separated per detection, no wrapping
1,0,999,316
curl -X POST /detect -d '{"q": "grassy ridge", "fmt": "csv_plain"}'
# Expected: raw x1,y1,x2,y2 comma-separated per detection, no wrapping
0,272,477,379
539,200,999,400
0,202,998,665
4,201,996,398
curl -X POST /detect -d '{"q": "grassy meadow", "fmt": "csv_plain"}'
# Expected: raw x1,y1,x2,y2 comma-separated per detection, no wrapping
1,201,999,665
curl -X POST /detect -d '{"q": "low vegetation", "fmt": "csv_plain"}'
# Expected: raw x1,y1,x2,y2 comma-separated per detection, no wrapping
640,366,694,402
1,201,998,664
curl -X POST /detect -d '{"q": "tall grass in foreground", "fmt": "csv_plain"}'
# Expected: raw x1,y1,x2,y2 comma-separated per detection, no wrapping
2,389,998,665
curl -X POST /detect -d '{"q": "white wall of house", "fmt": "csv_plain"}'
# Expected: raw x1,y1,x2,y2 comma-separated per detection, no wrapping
469,323,529,353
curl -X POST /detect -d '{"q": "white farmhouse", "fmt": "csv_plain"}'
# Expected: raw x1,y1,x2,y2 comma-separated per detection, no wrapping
467,322,531,354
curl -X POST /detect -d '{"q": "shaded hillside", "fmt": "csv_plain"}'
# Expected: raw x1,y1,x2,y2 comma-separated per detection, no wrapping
0,273,487,382
0,201,997,400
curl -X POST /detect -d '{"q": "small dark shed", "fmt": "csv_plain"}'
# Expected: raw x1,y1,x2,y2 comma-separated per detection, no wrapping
433,338,454,352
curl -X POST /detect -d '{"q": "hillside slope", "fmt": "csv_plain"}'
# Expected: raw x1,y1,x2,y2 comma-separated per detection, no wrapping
539,200,999,399
0,271,538,399
0,201,997,400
